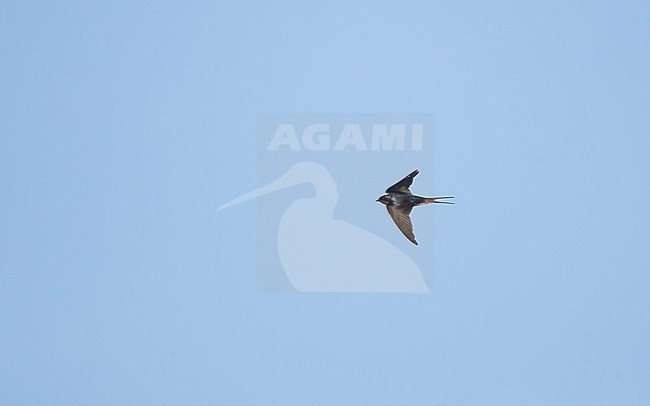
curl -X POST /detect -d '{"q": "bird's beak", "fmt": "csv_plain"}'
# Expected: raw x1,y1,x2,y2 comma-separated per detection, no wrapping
217,172,297,211
217,162,328,211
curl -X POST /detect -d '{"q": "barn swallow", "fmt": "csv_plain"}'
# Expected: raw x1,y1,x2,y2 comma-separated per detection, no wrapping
376,169,453,245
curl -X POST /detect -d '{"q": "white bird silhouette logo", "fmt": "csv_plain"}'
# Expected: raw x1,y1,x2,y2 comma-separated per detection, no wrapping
218,161,430,293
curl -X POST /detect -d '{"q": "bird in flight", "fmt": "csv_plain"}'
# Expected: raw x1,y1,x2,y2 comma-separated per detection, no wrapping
376,169,453,245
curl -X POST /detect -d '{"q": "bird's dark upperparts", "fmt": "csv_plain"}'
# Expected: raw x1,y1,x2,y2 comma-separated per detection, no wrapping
376,169,453,245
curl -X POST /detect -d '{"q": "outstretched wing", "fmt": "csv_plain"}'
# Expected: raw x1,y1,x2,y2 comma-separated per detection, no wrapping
386,204,418,245
385,169,419,195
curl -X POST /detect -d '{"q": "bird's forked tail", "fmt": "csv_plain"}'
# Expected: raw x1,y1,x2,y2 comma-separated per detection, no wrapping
423,196,454,205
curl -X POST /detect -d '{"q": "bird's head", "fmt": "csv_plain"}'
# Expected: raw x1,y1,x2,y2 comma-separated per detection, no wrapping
376,195,390,205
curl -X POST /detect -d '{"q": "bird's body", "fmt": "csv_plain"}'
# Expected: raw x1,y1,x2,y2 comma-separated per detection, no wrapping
377,169,453,245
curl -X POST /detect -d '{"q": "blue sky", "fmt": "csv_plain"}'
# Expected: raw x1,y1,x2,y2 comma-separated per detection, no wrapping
2,1,649,404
